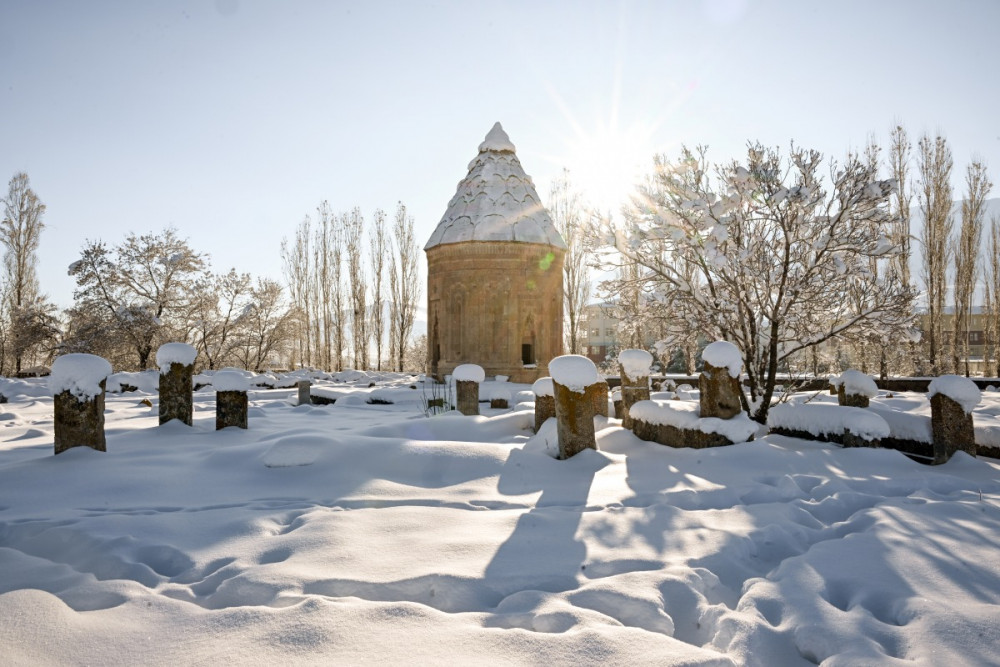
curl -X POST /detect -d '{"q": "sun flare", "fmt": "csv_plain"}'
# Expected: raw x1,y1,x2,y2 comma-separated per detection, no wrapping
562,122,657,216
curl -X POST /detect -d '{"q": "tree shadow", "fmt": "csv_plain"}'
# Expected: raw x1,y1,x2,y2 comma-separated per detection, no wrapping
482,447,610,597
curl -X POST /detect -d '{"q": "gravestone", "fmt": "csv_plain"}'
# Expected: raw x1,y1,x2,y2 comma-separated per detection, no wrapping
532,377,555,433
453,364,485,416
836,370,878,408
619,349,653,430
550,355,600,459
929,375,980,464
50,354,112,455
157,343,197,426
214,370,249,430
297,380,311,406
700,341,743,419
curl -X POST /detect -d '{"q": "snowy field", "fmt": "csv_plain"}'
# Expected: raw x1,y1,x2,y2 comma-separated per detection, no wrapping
1,375,999,666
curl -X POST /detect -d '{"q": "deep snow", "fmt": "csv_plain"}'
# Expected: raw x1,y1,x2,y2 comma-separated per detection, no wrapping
0,375,999,666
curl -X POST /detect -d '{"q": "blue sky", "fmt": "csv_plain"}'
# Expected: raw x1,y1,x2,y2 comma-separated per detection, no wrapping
2,0,998,325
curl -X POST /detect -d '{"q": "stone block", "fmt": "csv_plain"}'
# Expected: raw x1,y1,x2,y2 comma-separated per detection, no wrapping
588,380,609,418
534,394,555,433
553,380,597,459
159,362,194,426
620,385,650,430
297,380,311,406
216,390,248,430
699,361,742,419
456,379,480,416
837,385,870,408
53,383,107,455
930,393,976,464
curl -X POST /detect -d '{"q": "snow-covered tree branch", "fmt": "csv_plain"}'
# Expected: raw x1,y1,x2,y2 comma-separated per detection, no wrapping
590,143,916,422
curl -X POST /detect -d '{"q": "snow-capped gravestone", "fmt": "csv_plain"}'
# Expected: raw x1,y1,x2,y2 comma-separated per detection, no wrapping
453,364,485,416
297,380,311,406
619,349,653,429
531,377,555,433
214,371,249,430
157,343,197,426
834,370,878,408
50,353,112,454
549,355,601,458
700,341,743,419
928,375,980,464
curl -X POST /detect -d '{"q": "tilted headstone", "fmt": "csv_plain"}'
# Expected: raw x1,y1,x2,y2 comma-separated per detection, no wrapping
928,375,980,464
699,341,743,419
532,377,555,433
836,369,877,408
157,343,198,426
50,353,112,455
549,355,600,459
453,364,485,416
297,380,311,406
214,371,249,430
619,349,653,430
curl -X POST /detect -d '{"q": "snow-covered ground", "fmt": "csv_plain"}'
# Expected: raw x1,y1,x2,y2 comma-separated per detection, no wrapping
1,376,999,666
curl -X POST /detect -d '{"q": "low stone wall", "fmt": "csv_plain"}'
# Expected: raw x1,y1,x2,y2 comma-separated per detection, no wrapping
768,426,880,449
631,418,739,449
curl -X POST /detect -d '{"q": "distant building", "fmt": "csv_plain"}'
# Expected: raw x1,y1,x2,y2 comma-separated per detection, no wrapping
579,303,621,365
425,123,566,382
918,307,995,374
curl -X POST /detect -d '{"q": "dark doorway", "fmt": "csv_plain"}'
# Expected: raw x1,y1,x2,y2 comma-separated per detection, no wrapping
522,343,534,365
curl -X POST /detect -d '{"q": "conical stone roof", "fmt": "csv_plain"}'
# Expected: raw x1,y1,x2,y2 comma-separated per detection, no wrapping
425,122,566,251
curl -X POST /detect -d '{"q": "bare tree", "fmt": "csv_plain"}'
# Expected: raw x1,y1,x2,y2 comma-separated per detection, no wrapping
594,143,913,422
369,208,388,370
985,216,1000,377
549,169,591,354
388,202,419,372
8,296,59,372
952,160,992,376
231,278,293,371
281,217,313,368
1,172,47,374
885,125,918,376
314,202,343,371
188,269,253,370
345,208,368,369
917,134,954,374
69,228,206,369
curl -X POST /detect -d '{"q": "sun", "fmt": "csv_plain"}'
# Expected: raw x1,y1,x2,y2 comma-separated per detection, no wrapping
560,121,657,216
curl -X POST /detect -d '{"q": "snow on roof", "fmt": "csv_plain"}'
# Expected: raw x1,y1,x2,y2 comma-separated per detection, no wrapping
425,122,566,251
928,375,981,413
156,342,198,371
49,353,112,400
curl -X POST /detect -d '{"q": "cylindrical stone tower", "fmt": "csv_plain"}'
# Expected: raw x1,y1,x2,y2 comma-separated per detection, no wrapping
425,122,566,383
